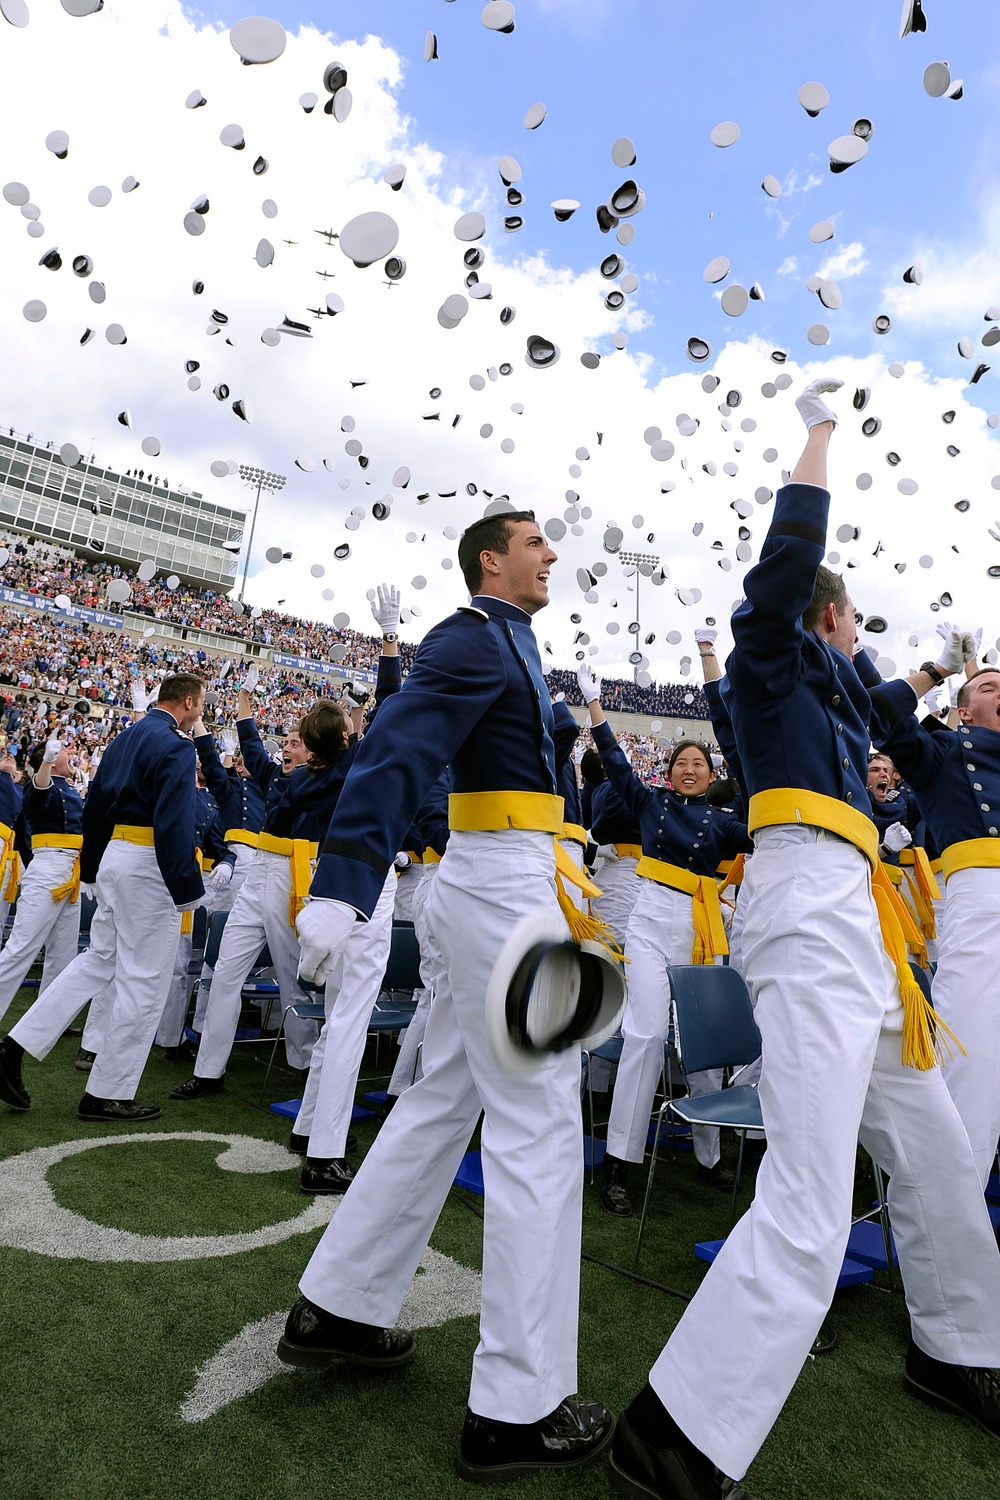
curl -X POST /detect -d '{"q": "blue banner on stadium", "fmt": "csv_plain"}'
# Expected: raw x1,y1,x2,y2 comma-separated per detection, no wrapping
270,651,376,685
0,585,125,630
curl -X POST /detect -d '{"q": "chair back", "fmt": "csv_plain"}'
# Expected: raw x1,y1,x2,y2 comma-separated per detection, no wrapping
667,964,762,1075
204,908,229,968
382,921,422,992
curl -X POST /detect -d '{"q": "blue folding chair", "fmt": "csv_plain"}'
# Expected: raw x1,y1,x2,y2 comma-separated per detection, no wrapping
635,964,763,1267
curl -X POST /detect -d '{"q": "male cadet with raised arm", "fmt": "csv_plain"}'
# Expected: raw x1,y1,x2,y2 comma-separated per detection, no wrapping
607,381,1000,1500
0,674,205,1121
275,512,614,1486
873,659,1000,1188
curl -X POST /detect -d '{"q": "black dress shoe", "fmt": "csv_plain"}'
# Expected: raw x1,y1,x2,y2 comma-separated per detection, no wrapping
162,1038,199,1063
697,1163,736,1192
300,1157,355,1195
601,1154,633,1218
62,1026,84,1039
169,1074,224,1100
904,1338,1000,1438
456,1397,615,1484
289,1132,358,1154
609,1384,756,1499
276,1295,415,1370
0,1036,30,1110
78,1093,162,1122
74,1047,96,1073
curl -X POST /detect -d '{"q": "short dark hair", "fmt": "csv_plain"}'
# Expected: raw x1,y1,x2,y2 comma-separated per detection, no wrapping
457,511,537,593
666,740,713,782
580,748,605,784
803,565,848,631
157,673,204,705
956,668,1000,709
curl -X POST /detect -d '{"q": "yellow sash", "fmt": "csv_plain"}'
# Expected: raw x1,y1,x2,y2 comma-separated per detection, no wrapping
561,822,589,848
257,832,320,926
898,848,942,940
448,790,565,834
940,838,1000,882
748,789,879,869
111,824,155,845
0,819,17,903
636,855,729,964
33,832,84,905
225,828,259,848
614,844,643,860
423,848,442,864
717,853,745,893
180,849,204,935
871,862,962,1070
403,850,423,865
883,863,904,887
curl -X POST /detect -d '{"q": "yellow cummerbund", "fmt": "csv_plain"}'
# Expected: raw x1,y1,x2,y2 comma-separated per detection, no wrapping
423,848,442,864
258,832,319,859
561,823,589,848
637,856,702,895
225,829,259,849
748,789,879,870
614,844,643,860
32,833,83,851
111,824,155,846
883,863,904,886
940,838,1000,882
635,856,728,963
448,790,565,834
404,850,423,865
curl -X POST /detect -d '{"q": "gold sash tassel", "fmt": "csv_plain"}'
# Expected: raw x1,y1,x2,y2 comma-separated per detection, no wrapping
871,862,963,1070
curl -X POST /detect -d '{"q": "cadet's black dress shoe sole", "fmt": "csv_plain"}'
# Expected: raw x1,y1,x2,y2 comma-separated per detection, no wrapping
78,1095,162,1122
456,1398,615,1485
74,1048,96,1072
300,1158,355,1195
169,1074,225,1100
276,1296,415,1370
904,1339,1000,1438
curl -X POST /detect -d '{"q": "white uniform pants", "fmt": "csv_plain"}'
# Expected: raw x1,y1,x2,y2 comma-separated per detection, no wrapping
651,829,1000,1481
0,848,81,1026
81,979,117,1056
594,853,641,949
194,849,319,1078
931,866,1000,1186
10,841,182,1100
388,865,440,1095
299,829,584,1424
393,860,424,923
155,873,236,1049
293,870,396,1155
606,879,723,1169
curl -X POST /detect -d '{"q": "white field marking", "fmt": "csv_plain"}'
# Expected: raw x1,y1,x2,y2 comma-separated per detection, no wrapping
0,1132,337,1261
180,1243,483,1423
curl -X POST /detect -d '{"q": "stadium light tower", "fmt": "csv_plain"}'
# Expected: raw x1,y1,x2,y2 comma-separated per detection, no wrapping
237,465,286,602
619,549,660,683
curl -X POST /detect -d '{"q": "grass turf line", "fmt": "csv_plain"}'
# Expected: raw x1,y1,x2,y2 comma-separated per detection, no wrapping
0,987,997,1499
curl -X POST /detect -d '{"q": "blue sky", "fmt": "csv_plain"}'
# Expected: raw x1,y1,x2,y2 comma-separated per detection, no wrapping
189,2,1000,401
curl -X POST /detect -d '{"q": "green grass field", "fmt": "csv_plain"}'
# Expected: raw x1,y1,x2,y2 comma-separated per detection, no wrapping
1,989,996,1500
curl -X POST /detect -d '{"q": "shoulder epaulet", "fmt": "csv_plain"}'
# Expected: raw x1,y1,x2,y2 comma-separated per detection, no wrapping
456,606,490,621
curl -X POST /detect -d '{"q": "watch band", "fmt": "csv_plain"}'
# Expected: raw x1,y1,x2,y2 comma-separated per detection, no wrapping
920,661,945,687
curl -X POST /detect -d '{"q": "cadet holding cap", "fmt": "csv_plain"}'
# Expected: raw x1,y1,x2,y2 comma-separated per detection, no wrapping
608,382,1000,1500
0,673,206,1122
280,511,615,1485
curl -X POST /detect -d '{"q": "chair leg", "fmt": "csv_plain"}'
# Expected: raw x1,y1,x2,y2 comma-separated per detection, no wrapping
634,1103,667,1272
583,1050,595,1186
871,1156,896,1290
258,1006,288,1107
729,1130,747,1232
410,1039,423,1088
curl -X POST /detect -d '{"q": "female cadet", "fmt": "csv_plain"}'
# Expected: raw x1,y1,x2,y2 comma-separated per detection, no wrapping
577,664,752,1217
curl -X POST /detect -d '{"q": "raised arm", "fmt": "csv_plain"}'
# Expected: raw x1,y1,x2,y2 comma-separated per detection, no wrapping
576,664,652,820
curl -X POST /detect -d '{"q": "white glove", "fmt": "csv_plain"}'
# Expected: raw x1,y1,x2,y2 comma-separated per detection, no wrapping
393,852,411,870
972,626,984,656
795,377,843,430
371,582,401,635
42,736,62,763
296,897,358,986
219,730,238,756
240,663,260,694
934,629,966,676
694,627,718,649
923,686,942,714
345,680,371,707
129,680,147,712
210,862,234,890
595,843,619,862
81,882,98,901
961,631,979,664
881,822,913,854
948,675,963,709
176,896,206,914
577,663,602,704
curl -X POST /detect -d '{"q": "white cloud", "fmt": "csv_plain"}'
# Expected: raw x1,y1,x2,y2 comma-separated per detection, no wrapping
776,256,798,277
1,6,1000,691
818,241,867,279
